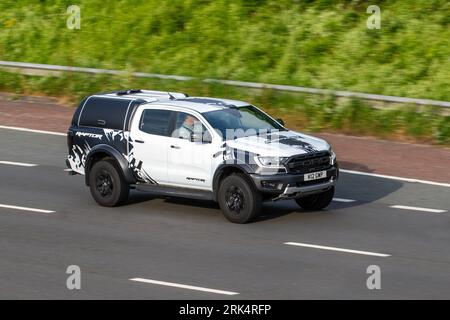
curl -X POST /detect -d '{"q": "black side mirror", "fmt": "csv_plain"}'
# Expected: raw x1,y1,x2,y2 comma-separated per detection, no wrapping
276,118,285,126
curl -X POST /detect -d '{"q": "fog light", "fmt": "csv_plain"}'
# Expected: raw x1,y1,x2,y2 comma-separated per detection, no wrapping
261,181,284,190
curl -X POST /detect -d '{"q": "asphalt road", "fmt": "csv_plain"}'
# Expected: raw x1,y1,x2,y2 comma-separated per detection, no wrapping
0,127,449,299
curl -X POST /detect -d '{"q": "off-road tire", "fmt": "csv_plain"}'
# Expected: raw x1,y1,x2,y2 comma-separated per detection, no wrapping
89,159,129,207
218,173,262,224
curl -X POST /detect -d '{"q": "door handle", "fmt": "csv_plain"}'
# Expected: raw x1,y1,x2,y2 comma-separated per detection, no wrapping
135,139,145,144
170,145,181,149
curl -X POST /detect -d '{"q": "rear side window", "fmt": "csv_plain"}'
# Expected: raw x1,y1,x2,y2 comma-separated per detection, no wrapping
79,97,131,130
139,109,173,136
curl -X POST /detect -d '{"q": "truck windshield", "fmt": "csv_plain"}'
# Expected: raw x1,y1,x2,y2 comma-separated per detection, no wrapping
202,105,286,140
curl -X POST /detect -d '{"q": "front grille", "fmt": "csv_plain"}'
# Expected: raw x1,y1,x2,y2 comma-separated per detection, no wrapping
286,151,331,174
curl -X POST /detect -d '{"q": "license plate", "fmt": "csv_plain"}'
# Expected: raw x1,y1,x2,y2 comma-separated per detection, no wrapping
304,170,327,181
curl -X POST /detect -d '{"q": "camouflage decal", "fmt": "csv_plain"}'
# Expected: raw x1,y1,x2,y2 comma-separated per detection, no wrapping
265,134,318,153
67,128,157,184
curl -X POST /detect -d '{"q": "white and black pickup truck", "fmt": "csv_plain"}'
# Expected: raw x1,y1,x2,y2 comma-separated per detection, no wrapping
66,89,339,223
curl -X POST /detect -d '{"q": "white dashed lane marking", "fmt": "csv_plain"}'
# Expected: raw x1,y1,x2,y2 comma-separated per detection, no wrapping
0,204,55,214
0,161,38,167
0,125,66,136
129,278,239,296
340,169,450,188
284,242,391,257
332,198,356,203
390,205,447,214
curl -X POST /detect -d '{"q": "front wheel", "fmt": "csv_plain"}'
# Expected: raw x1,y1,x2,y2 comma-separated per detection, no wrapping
89,159,129,207
218,173,262,224
295,187,334,211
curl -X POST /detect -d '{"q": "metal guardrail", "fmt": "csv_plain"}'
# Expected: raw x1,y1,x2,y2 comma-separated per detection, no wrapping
1,60,449,108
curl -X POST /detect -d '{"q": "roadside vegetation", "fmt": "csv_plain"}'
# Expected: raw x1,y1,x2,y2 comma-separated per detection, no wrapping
1,71,448,145
0,0,448,145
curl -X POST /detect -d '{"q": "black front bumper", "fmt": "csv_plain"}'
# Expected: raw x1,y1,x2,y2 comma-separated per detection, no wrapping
250,165,339,197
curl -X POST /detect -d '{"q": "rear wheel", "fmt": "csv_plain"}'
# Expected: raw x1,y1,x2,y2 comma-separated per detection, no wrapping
89,159,129,207
295,187,334,211
218,173,262,224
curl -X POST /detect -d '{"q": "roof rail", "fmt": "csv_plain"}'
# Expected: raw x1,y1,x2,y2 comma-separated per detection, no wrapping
139,90,189,99
116,89,142,96
115,89,188,99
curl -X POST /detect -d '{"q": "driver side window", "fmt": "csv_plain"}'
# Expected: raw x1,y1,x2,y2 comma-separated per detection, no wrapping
171,112,210,142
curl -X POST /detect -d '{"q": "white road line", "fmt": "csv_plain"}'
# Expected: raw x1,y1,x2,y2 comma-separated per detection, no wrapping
390,205,447,214
332,197,356,203
0,204,55,214
129,278,239,296
284,242,391,257
0,161,38,167
340,169,450,188
0,125,66,136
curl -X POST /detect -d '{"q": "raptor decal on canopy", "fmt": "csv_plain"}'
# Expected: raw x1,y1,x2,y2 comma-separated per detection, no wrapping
103,129,127,145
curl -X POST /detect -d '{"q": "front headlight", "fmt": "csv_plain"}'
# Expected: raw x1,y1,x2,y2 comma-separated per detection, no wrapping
256,156,289,167
329,148,336,165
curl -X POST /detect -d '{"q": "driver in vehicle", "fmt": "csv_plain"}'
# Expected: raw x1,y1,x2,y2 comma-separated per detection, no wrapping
173,114,199,140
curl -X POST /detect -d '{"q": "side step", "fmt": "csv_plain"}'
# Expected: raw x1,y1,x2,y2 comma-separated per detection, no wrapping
135,183,214,201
